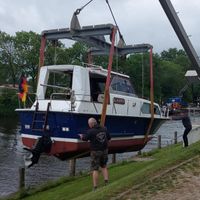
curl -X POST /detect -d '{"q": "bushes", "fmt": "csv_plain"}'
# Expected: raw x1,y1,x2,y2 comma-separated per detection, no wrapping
0,88,19,117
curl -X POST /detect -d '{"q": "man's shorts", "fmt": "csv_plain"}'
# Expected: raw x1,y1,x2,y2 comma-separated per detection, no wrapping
90,149,108,171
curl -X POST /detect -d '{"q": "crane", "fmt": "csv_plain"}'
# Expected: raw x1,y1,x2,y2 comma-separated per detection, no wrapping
159,0,200,78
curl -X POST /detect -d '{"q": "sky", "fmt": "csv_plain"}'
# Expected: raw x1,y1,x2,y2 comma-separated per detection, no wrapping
1,0,200,54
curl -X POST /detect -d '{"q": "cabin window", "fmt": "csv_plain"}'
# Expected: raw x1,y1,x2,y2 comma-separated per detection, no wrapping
154,105,161,115
89,73,106,102
141,103,161,115
110,76,135,96
45,71,72,100
141,102,150,114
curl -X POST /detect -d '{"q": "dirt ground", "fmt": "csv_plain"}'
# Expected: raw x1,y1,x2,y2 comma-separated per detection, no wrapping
149,171,200,200
122,156,200,200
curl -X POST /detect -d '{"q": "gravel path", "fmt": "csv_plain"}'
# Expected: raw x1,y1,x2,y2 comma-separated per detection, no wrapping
120,156,200,200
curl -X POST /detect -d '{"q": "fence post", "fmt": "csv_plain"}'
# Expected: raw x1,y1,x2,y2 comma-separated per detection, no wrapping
157,135,161,149
19,167,25,190
174,131,178,144
69,159,76,176
112,154,116,163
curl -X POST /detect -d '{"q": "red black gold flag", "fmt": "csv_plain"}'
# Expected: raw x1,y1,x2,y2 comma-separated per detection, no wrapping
19,74,28,102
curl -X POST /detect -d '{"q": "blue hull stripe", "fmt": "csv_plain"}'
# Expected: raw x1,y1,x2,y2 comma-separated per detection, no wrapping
18,111,164,139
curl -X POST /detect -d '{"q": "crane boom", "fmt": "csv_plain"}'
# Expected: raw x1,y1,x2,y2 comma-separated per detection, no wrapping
159,0,200,77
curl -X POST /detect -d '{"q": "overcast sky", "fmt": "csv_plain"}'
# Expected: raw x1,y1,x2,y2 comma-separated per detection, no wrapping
1,0,200,54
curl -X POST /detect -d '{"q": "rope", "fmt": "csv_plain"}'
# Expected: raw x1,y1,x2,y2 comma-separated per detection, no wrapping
141,53,144,98
115,31,119,72
105,0,125,44
54,45,57,65
75,0,95,15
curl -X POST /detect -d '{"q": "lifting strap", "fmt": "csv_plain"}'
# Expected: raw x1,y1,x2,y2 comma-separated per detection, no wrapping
144,48,154,143
100,27,117,126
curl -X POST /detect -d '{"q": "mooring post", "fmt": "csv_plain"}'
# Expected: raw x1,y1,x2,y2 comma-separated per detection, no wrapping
157,135,161,149
69,159,76,176
174,131,178,144
112,154,116,163
19,167,25,190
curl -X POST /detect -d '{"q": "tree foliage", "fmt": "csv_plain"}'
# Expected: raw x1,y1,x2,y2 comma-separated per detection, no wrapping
0,32,19,86
14,31,41,90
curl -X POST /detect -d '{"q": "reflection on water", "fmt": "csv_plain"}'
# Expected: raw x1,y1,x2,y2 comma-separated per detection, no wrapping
0,115,199,197
0,118,23,197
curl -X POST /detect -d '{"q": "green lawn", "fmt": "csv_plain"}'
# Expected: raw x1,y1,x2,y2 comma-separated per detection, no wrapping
3,142,200,200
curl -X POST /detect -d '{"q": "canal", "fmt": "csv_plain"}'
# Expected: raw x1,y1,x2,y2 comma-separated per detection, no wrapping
0,115,199,197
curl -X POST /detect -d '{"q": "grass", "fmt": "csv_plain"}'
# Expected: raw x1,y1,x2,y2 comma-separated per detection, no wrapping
2,141,200,200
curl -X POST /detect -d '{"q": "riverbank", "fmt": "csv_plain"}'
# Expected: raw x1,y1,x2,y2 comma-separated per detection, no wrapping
121,155,200,200
2,139,200,200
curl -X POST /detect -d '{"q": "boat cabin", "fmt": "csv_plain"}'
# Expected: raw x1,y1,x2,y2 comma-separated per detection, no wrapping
37,64,136,102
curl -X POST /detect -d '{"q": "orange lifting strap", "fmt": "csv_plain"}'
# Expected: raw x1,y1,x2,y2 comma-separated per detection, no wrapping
100,27,117,126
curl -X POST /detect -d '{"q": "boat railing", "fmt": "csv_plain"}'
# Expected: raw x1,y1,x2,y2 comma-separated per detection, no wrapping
50,91,76,111
83,62,103,69
40,84,71,92
50,93,71,100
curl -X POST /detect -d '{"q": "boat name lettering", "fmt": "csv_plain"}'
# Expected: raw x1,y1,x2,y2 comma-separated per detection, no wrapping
113,97,125,105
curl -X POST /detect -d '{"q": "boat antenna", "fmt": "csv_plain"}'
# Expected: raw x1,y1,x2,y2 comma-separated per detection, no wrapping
105,0,126,46
74,0,95,15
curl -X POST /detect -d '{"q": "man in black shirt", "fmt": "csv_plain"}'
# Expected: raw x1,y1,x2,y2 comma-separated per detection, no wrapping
171,109,192,147
79,118,111,190
181,110,192,147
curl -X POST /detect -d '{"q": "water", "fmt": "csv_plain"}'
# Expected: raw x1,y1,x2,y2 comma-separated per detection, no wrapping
0,118,91,197
0,115,199,197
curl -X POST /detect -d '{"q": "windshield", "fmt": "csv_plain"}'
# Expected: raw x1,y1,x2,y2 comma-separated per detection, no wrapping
45,71,72,99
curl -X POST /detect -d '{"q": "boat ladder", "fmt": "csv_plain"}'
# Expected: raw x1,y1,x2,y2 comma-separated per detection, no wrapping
31,102,51,132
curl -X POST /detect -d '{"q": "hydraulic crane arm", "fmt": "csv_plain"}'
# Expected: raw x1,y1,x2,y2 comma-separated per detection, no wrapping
159,0,200,77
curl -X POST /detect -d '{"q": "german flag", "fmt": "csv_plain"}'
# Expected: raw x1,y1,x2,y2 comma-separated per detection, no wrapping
19,74,28,102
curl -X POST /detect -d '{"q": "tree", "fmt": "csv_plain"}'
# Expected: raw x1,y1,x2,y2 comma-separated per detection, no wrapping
160,48,192,102
0,32,19,86
67,42,89,65
14,31,41,91
161,48,185,61
159,60,185,99
45,41,89,66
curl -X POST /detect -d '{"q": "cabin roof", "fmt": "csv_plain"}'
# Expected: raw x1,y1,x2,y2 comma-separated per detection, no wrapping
43,65,74,71
42,65,130,78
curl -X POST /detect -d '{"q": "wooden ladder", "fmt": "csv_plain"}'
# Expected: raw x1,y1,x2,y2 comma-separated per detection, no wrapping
31,102,51,132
